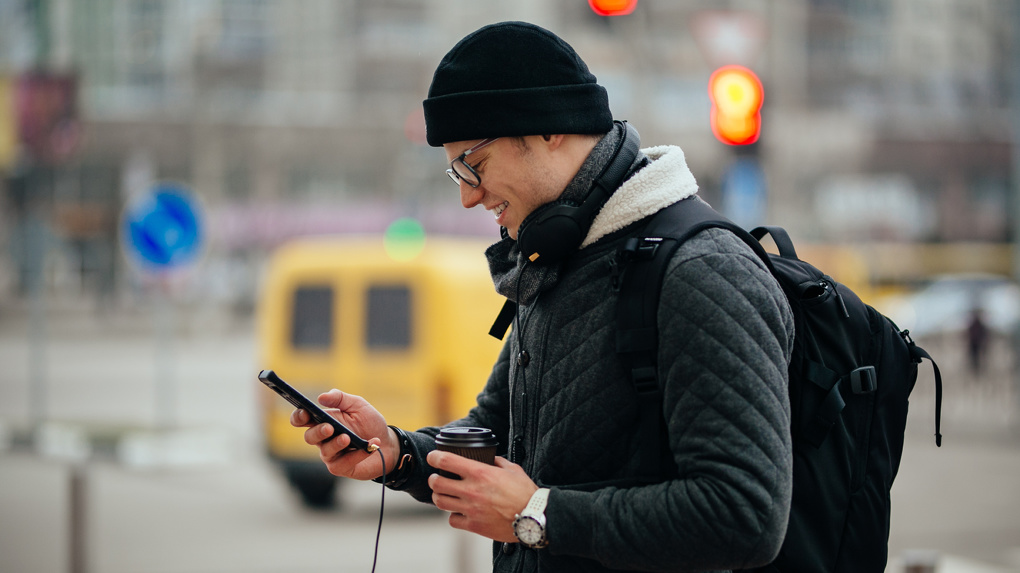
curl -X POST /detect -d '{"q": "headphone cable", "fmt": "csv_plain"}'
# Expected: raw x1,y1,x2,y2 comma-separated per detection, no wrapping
371,448,386,573
369,255,533,571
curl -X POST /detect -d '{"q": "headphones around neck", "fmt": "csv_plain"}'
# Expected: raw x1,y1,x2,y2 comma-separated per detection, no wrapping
515,121,641,264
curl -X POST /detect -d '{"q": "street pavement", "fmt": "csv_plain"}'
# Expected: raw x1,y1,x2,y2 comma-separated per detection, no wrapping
1,300,1018,573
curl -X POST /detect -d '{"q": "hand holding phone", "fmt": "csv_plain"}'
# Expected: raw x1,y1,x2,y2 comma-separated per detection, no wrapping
258,369,376,453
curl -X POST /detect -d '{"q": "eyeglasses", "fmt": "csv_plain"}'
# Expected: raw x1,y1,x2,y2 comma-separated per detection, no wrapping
446,138,500,188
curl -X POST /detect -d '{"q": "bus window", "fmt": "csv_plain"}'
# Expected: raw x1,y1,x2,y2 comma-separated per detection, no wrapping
291,285,334,349
366,285,412,349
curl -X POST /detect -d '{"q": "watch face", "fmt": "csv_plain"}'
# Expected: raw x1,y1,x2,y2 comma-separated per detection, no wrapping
515,517,544,545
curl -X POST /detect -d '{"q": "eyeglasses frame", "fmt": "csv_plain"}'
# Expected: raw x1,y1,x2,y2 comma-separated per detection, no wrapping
446,137,501,188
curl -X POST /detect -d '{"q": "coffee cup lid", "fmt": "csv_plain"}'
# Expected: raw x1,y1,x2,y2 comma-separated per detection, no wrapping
435,427,498,447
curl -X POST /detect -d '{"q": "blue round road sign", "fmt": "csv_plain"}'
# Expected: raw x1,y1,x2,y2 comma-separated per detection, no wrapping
121,183,204,271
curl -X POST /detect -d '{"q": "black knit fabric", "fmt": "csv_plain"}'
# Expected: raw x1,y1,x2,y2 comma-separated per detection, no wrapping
423,21,614,146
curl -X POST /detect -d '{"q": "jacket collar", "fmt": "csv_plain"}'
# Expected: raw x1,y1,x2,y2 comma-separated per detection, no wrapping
581,145,699,249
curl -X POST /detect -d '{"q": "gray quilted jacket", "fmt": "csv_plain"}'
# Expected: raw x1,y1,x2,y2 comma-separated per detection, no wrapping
395,145,795,572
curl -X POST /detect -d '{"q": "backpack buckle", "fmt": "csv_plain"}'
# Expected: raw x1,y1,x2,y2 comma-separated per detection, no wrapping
850,366,877,394
612,238,663,291
636,238,663,260
619,237,662,262
631,366,659,394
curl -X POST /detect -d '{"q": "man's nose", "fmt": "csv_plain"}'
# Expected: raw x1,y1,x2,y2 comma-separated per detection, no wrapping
460,182,483,209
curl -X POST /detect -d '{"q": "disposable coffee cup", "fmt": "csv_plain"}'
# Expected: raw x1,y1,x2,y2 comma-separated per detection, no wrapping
434,427,498,479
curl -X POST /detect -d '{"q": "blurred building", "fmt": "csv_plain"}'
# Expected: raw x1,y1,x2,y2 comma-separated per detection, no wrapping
0,0,1015,306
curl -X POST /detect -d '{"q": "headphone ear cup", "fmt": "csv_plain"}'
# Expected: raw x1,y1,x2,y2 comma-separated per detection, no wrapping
513,121,640,265
516,200,584,263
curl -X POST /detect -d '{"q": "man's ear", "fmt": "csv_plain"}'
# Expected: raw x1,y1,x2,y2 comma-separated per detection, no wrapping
539,133,565,149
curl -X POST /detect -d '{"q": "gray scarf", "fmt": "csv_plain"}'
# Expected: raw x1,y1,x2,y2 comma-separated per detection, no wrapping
485,123,640,305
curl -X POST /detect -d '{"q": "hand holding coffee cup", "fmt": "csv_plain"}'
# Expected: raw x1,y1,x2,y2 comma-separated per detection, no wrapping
434,427,499,479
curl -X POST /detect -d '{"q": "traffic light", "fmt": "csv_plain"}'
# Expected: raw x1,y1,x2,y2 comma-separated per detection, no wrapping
708,65,763,146
384,217,426,262
588,0,638,17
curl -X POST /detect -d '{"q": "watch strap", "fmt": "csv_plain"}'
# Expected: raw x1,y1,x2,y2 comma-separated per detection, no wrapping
522,487,550,517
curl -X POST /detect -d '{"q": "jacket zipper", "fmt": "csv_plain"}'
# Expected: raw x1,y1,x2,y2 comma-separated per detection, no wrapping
509,294,539,466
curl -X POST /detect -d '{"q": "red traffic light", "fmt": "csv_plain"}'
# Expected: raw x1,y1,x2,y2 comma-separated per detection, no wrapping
708,65,763,146
588,0,638,17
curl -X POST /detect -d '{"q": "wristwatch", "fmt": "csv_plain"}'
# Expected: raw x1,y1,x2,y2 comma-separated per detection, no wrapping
513,488,550,549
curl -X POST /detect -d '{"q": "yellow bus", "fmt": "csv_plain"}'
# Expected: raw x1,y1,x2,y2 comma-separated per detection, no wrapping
256,234,505,508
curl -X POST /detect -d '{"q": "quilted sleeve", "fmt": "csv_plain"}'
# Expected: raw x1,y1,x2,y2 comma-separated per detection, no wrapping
547,229,795,571
388,337,514,503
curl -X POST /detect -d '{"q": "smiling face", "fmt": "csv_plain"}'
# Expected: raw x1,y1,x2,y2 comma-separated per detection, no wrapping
443,135,593,240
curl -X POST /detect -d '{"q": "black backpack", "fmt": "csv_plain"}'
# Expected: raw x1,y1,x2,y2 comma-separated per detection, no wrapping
614,197,943,573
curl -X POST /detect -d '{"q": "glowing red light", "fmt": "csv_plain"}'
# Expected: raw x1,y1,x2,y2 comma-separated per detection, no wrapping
708,65,764,146
588,0,638,17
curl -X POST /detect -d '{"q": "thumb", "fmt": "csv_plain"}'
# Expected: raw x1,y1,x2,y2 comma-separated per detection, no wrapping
318,389,343,408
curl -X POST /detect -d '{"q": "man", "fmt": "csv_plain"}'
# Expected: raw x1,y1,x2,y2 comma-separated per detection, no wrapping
292,21,795,572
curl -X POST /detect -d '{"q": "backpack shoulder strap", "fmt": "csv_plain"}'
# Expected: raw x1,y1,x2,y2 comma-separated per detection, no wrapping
615,197,764,474
642,198,772,267
616,198,769,363
615,198,744,376
905,333,944,446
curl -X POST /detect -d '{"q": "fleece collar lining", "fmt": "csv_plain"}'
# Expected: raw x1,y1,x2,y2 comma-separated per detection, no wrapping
581,145,699,249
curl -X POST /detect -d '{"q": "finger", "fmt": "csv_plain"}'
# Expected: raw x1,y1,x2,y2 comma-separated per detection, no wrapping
321,448,362,478
290,408,311,427
428,470,456,491
448,511,469,532
303,422,333,446
430,477,463,513
426,449,442,468
492,456,528,478
427,451,493,488
319,432,354,461
493,456,515,469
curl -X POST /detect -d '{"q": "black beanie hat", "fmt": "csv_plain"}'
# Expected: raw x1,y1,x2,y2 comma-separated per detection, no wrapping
423,21,614,147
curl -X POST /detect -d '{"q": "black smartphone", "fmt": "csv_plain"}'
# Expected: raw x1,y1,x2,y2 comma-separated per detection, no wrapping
258,369,375,453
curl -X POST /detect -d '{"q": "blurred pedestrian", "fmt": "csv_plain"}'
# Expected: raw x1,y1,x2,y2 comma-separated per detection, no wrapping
292,21,794,573
966,306,990,379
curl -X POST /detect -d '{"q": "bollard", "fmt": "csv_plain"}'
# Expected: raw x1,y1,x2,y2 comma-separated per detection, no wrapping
70,461,89,573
